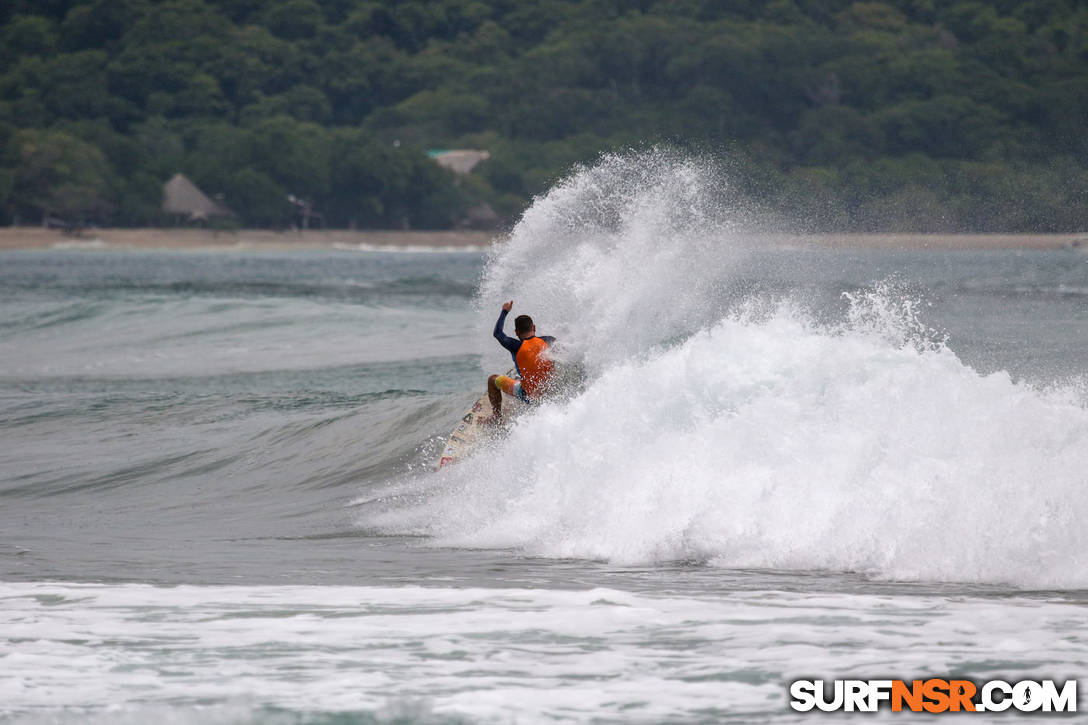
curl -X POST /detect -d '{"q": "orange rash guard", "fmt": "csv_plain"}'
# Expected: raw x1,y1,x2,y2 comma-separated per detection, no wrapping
514,336,553,398
493,309,556,400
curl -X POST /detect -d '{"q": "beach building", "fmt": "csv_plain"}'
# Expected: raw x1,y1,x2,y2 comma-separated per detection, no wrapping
427,149,490,175
161,173,232,223
426,149,498,228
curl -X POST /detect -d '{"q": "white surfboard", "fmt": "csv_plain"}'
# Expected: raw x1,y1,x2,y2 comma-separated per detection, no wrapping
436,368,520,470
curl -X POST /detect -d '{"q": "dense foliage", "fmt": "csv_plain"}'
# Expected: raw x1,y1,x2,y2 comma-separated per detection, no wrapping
1,0,1085,231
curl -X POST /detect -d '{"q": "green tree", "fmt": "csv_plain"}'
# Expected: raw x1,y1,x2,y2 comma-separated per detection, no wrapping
223,167,290,226
58,0,148,52
239,85,332,124
210,25,295,107
790,106,884,164
42,49,138,124
171,72,229,118
0,15,58,65
0,0,1085,230
259,0,324,39
8,129,114,224
245,116,331,198
326,129,394,227
876,95,1006,157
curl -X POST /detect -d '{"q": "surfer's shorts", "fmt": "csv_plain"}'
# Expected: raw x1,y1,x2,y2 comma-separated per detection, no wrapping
493,375,529,403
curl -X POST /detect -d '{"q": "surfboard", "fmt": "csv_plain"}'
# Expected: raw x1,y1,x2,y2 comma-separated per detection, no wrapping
436,368,520,470
435,359,584,470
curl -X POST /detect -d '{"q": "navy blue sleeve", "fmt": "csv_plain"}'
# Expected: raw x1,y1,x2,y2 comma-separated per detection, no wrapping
539,335,557,345
493,309,521,357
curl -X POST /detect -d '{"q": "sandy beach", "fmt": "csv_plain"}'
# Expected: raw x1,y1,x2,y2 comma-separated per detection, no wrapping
0,228,498,251
0,227,1084,251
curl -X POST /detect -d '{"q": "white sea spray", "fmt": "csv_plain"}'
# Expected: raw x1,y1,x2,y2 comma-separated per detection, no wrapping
379,151,1088,588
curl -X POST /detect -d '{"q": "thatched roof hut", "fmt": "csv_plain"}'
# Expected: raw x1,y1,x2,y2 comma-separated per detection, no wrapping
161,173,232,221
427,149,490,175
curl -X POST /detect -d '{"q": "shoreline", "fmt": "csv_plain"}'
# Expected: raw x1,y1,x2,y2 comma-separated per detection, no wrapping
0,228,498,251
0,227,1085,251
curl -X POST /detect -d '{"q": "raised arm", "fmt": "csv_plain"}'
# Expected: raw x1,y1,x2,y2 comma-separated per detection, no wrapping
493,301,520,355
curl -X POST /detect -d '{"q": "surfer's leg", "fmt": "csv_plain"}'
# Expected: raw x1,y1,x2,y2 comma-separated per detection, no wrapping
494,376,521,400
484,375,522,426
487,374,503,418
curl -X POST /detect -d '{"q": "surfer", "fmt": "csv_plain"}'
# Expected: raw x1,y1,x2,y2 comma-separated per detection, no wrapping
484,301,556,424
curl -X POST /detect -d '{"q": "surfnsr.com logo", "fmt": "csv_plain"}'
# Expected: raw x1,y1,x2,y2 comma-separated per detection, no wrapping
789,679,1077,713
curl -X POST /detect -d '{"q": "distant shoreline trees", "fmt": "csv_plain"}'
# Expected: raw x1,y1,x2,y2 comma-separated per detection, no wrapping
0,0,1084,231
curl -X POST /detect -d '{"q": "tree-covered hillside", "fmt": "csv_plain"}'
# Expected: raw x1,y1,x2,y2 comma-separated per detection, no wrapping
1,0,1085,231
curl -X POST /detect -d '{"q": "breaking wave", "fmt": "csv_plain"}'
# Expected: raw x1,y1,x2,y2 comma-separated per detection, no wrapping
369,151,1088,589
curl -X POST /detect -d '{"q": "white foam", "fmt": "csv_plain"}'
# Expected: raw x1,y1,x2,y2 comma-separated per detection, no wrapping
389,152,1088,588
477,150,752,373
398,301,1088,586
49,239,109,250
2,582,1084,721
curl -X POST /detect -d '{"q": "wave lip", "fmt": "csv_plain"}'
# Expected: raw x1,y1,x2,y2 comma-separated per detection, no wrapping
477,150,755,373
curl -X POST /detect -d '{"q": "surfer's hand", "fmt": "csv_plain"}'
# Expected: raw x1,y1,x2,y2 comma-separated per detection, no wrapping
502,301,513,312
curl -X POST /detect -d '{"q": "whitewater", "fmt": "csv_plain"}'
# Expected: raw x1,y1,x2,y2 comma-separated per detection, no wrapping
371,152,1088,588
2,154,1087,722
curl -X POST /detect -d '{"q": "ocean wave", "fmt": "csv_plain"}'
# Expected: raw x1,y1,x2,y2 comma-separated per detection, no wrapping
0,387,465,501
365,151,1088,588
374,298,1088,587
